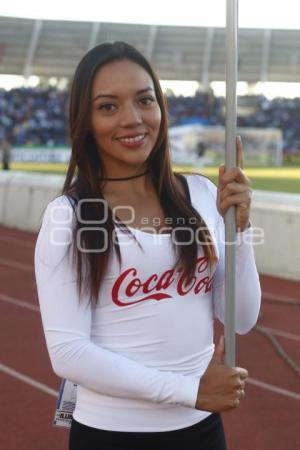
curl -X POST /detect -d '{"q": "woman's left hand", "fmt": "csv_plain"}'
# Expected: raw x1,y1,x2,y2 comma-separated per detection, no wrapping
217,136,252,232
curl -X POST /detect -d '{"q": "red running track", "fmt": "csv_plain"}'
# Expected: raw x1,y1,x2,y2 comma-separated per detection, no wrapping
0,225,299,450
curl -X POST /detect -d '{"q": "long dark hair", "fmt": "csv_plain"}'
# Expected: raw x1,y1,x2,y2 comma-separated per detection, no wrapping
63,41,217,304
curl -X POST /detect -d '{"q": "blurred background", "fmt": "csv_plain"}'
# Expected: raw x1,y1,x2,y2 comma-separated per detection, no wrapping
0,1,299,449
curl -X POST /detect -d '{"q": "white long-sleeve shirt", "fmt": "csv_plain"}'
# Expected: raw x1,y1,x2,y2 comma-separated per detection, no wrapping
34,174,261,432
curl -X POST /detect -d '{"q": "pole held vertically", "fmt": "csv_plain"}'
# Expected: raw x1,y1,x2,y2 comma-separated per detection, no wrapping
224,0,238,367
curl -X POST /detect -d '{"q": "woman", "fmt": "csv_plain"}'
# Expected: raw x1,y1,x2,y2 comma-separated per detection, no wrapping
35,41,261,450
1,134,12,170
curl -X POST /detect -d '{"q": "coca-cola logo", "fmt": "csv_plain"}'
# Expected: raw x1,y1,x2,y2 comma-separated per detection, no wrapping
111,257,213,306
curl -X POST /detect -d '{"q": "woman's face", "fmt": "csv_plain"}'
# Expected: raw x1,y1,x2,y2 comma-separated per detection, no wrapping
90,59,162,174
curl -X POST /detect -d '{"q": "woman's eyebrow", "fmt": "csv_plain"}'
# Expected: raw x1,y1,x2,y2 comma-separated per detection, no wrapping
136,87,154,95
93,86,154,102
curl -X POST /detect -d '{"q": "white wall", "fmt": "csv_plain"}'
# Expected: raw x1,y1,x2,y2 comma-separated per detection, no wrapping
0,171,64,231
251,190,300,281
0,171,299,281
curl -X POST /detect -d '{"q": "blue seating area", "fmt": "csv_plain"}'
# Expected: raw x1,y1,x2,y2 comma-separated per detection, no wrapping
1,87,300,155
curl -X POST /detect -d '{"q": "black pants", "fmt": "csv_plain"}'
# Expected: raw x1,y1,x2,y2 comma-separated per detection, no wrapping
69,413,227,450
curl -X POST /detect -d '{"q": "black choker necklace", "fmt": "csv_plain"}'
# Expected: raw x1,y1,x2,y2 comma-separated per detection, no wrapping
99,170,149,182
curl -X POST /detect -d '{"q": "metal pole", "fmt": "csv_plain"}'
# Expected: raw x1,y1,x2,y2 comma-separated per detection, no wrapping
225,0,238,367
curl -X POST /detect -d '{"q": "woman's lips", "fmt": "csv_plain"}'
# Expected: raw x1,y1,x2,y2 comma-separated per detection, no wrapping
116,133,147,149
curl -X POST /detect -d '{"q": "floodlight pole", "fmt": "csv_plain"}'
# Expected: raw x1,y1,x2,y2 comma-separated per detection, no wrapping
224,0,238,367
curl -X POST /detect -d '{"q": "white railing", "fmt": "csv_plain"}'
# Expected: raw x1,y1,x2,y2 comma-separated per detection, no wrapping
1,171,299,281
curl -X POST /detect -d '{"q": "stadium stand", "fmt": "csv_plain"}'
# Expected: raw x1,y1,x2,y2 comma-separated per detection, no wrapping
1,87,299,156
0,16,300,155
1,16,300,82
0,87,68,146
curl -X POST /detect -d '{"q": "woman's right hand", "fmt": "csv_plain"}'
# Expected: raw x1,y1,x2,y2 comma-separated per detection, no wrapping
196,335,248,412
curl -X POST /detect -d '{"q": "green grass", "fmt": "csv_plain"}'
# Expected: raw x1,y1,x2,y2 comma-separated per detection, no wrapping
11,162,67,174
250,178,300,193
175,166,300,193
203,175,300,193
283,154,300,166
10,162,300,193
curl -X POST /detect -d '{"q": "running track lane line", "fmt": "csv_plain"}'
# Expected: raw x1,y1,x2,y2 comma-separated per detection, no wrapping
1,229,300,303
2,295,300,401
0,293,39,312
0,257,33,272
1,248,299,304
247,378,300,400
1,361,300,402
0,235,35,249
262,292,300,305
255,325,300,342
0,363,58,397
1,254,300,305
2,294,300,343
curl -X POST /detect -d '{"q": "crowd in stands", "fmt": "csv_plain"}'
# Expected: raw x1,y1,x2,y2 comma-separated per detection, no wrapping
1,87,300,155
237,96,300,156
0,87,68,147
